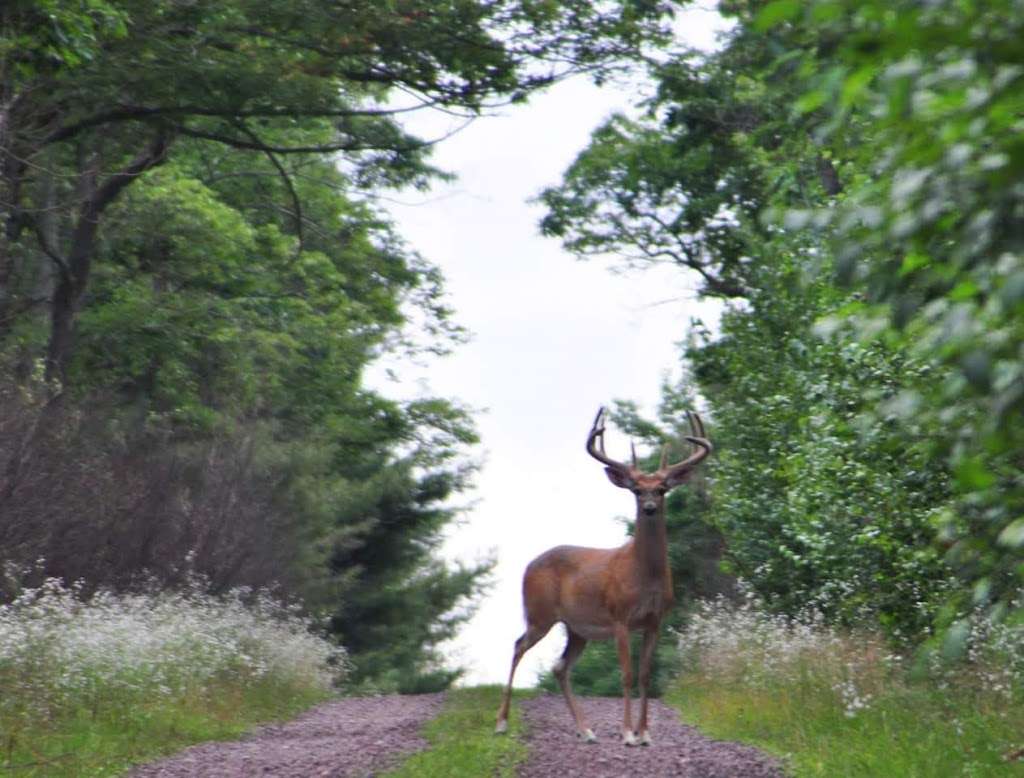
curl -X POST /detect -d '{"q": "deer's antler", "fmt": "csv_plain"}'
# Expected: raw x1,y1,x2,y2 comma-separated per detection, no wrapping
585,406,633,473
659,410,712,479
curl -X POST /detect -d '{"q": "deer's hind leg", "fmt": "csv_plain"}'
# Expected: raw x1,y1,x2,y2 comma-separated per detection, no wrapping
495,621,553,734
553,627,595,742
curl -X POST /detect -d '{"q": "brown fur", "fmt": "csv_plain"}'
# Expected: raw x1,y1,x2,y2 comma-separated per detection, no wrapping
496,479,688,743
494,410,710,745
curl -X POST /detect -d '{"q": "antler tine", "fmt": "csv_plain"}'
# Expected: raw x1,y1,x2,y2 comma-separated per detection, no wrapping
659,443,668,470
663,410,713,476
688,409,707,440
586,406,631,471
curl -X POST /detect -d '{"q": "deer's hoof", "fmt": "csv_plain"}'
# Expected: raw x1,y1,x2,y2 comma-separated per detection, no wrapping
638,730,653,746
494,720,508,735
622,730,639,747
578,728,598,744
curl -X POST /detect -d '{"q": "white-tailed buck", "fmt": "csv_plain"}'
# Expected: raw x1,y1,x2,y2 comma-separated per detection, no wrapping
494,407,711,746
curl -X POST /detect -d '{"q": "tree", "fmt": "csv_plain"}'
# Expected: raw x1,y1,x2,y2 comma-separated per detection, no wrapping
1,0,671,383
538,0,985,643
537,3,847,299
747,0,1024,639
0,1,678,688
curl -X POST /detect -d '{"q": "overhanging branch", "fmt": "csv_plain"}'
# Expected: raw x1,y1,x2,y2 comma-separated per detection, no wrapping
231,120,304,254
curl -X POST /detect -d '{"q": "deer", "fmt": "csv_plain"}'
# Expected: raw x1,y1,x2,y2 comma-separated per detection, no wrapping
494,407,711,746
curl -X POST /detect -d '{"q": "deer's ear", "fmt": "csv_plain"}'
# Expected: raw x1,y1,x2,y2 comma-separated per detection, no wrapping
605,467,635,489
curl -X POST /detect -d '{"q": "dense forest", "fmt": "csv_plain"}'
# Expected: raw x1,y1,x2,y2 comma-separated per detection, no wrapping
2,0,1022,704
537,0,1023,691
0,0,670,692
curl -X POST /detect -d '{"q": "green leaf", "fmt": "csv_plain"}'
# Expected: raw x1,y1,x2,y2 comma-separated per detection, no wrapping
755,0,802,30
954,457,996,490
997,518,1024,549
941,619,970,662
840,65,876,107
899,251,930,276
972,578,990,604
948,280,979,301
794,89,828,114
1000,272,1024,308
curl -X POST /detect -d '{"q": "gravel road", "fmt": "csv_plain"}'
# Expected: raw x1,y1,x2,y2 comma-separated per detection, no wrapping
518,695,785,778
126,692,784,777
125,693,444,778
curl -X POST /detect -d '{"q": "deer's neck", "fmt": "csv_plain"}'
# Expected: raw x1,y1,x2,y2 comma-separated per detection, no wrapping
632,509,670,584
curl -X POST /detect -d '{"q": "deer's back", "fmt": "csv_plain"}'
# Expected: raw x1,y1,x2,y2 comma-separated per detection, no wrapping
522,544,634,635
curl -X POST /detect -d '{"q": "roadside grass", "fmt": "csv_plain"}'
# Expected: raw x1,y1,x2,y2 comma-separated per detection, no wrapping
666,595,1024,778
668,674,1024,777
0,578,343,777
3,680,330,777
384,685,533,778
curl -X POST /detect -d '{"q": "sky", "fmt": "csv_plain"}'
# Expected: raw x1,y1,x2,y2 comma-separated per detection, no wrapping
371,6,731,687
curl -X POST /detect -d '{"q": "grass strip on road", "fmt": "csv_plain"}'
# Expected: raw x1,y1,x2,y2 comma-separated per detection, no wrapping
384,685,532,778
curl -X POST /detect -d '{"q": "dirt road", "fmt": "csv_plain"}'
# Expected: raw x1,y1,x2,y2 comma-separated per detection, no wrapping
126,694,443,778
127,692,784,777
519,694,785,777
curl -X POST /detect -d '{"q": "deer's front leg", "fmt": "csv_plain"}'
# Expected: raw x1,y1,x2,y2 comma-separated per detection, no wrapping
637,626,659,746
613,623,638,746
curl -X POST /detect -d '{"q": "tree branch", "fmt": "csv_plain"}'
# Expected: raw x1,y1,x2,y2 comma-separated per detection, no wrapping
230,120,304,254
41,101,450,148
79,129,173,227
30,216,70,280
172,125,390,154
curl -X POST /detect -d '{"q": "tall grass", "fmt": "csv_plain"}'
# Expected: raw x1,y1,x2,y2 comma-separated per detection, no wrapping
0,577,345,776
667,590,1024,777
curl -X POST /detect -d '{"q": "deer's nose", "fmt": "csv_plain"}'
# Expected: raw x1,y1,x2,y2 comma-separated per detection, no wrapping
643,500,657,515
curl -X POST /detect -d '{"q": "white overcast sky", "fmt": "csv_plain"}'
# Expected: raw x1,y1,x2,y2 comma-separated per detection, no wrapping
371,6,731,686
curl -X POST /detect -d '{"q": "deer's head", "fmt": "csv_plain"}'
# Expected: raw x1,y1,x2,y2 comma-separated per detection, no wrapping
586,407,711,517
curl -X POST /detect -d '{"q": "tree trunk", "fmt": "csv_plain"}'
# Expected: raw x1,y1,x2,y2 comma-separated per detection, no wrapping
42,132,172,385
46,274,79,386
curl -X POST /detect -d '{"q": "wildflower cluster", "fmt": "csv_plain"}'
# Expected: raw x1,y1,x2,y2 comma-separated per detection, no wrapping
943,600,1024,704
676,585,1023,720
677,587,885,718
0,577,346,729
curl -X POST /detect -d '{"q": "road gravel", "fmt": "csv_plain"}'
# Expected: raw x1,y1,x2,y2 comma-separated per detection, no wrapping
127,691,785,777
125,693,444,778
518,694,785,778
